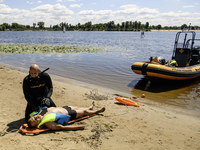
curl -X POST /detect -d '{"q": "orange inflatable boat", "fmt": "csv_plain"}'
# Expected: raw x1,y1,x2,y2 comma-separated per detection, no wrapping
115,97,140,107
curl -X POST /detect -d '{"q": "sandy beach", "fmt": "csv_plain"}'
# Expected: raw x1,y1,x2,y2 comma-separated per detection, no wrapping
0,65,200,150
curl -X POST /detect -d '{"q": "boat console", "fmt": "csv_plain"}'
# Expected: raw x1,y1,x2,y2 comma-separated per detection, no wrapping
172,31,200,67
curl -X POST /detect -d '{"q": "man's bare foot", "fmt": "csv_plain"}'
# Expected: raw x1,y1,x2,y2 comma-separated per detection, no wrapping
89,101,95,110
96,107,106,114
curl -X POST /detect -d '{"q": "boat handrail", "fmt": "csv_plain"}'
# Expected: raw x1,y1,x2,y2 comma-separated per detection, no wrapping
172,31,196,59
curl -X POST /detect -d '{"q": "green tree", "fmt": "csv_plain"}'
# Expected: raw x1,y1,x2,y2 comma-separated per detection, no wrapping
2,23,10,29
37,22,45,29
138,21,141,30
107,21,115,30
145,22,149,30
125,21,129,30
26,25,30,28
181,24,187,30
157,24,162,30
53,24,60,30
84,21,92,30
33,23,36,28
116,23,120,30
0,25,5,31
60,22,67,31
11,23,19,29
134,21,138,30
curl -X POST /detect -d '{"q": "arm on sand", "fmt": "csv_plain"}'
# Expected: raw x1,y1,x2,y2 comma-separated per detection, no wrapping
44,122,85,131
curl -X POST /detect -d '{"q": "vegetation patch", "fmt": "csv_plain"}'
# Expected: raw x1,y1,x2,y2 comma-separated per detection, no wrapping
0,43,106,54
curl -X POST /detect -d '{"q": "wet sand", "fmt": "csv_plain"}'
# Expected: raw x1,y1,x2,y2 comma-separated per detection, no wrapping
0,65,199,150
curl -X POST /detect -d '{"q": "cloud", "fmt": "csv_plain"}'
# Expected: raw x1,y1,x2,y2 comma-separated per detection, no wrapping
0,3,74,26
32,3,74,16
77,4,159,24
37,1,42,4
159,11,191,17
119,4,159,14
183,5,194,8
70,4,82,8
78,10,113,16
76,4,200,26
0,3,199,27
27,1,34,4
0,4,21,14
0,4,32,24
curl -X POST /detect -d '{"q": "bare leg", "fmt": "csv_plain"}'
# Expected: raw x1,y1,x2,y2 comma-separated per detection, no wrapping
76,107,105,118
70,101,95,111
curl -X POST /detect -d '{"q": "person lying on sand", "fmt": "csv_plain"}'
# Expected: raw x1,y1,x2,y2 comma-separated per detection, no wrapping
27,101,105,131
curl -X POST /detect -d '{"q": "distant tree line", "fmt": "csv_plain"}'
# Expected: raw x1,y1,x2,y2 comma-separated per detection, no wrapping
0,21,199,31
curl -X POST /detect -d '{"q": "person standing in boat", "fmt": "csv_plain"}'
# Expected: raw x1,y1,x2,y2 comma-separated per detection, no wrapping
23,64,57,122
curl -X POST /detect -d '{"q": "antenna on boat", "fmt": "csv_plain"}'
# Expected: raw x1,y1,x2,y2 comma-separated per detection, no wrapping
188,23,191,31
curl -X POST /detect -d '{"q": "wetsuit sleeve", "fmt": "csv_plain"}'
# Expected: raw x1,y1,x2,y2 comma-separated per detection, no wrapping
44,73,53,98
46,88,53,98
22,76,37,108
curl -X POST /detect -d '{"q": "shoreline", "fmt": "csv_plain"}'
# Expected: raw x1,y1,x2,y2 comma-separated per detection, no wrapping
2,29,200,32
1,63,199,116
150,29,200,32
0,65,200,149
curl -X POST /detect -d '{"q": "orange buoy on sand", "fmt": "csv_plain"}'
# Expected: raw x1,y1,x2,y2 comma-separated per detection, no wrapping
141,94,145,98
115,97,140,107
132,95,137,99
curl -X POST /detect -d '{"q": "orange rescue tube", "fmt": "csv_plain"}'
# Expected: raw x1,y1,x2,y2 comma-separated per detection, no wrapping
115,97,140,107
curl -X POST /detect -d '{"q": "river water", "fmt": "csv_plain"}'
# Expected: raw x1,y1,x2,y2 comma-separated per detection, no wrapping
0,31,200,112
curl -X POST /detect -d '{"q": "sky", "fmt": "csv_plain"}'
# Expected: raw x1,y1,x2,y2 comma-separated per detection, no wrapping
0,0,199,27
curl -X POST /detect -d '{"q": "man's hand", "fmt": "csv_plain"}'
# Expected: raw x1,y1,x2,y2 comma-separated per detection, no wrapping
40,98,51,107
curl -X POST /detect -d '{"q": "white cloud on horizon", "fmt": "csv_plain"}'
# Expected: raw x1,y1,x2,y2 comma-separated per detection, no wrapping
0,3,199,27
119,4,159,14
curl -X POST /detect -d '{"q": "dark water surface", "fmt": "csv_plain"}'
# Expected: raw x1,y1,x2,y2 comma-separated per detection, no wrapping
0,31,200,113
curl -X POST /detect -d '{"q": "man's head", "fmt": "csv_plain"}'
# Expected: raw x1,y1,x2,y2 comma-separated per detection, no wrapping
29,64,41,78
27,114,42,128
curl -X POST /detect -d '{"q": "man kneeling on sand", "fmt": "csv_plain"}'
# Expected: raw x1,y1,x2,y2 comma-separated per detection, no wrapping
27,101,105,131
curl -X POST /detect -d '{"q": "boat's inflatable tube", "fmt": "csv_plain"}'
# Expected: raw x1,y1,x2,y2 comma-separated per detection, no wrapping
115,97,140,107
132,62,200,80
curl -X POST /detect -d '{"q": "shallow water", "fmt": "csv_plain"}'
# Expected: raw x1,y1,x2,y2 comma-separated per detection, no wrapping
0,31,200,112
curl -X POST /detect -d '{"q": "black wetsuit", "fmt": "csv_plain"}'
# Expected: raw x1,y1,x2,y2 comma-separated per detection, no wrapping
23,72,56,122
